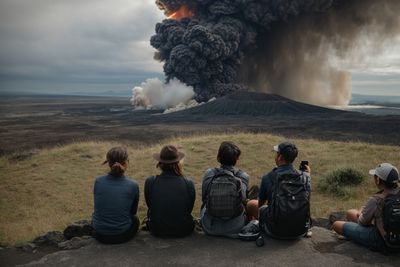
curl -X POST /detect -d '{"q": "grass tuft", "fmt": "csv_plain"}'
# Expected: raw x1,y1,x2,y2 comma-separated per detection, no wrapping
317,167,365,198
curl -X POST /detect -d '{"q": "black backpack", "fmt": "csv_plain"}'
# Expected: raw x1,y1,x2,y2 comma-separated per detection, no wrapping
265,170,311,238
206,169,244,219
382,190,400,249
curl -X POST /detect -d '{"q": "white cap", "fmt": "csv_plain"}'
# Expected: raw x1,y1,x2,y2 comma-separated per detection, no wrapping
369,163,399,183
273,145,279,152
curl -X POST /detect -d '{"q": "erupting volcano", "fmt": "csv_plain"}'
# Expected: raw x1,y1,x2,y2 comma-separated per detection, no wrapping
167,5,194,20
149,0,400,106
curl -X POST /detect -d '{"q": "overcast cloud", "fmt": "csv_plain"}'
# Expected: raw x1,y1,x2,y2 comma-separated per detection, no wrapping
0,0,399,96
0,0,164,95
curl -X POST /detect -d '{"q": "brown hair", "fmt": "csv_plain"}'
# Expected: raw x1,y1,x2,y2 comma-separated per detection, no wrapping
103,147,129,177
217,141,241,166
157,162,183,176
377,177,399,189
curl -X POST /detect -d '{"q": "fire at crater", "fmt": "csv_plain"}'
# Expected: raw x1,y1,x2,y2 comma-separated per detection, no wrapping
150,0,400,106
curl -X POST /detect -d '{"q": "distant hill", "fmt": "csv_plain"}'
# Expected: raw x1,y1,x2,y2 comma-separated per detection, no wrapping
172,91,346,116
351,94,400,107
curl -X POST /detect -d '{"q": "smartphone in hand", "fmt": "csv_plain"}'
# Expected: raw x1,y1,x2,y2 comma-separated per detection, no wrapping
299,160,309,171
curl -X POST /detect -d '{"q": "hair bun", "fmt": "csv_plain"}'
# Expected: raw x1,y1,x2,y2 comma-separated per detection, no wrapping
110,162,126,176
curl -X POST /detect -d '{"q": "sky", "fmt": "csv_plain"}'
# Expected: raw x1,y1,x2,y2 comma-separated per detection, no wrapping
0,0,399,97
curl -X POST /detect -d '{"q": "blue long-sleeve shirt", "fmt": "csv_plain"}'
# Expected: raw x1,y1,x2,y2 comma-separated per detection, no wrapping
92,174,139,235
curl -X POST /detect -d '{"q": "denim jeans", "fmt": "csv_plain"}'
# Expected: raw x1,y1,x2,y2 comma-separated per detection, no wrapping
343,222,386,251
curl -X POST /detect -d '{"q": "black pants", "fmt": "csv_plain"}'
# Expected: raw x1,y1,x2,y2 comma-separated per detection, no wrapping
95,216,140,244
147,219,194,238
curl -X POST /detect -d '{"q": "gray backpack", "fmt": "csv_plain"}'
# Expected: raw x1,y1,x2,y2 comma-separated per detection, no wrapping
206,169,244,219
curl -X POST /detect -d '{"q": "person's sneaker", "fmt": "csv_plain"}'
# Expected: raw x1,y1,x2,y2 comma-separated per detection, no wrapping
305,230,312,238
238,220,260,241
140,218,149,231
194,218,203,233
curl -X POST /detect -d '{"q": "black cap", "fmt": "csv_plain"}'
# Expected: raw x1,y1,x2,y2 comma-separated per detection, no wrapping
273,142,298,163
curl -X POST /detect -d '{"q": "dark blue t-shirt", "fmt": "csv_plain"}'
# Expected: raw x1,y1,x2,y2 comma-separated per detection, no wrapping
92,174,139,235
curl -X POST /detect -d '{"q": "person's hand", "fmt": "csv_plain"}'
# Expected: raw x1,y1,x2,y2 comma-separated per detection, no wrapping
304,165,311,174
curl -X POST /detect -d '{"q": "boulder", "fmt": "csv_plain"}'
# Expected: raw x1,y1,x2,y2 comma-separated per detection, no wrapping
312,217,331,229
329,211,347,224
63,220,93,240
32,231,65,246
58,236,94,250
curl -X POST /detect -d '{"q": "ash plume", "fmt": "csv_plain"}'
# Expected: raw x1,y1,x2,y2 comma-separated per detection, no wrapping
131,77,195,109
151,0,400,105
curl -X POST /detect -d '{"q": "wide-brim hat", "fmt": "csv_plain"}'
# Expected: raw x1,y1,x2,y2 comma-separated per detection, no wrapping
153,145,185,164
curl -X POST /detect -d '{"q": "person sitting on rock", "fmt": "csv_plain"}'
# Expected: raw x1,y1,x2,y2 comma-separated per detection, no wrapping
92,147,140,244
332,163,400,252
247,141,312,239
145,145,196,237
200,141,251,238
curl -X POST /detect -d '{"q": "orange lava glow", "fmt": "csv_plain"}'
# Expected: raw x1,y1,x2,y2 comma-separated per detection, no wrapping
168,6,194,20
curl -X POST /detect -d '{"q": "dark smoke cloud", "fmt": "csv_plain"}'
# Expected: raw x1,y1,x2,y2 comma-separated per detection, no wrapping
151,0,400,105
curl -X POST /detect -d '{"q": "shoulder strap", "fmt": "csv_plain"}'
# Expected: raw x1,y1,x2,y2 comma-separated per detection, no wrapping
270,169,279,187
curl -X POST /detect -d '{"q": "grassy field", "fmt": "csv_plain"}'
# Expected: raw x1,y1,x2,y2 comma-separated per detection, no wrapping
1,133,399,246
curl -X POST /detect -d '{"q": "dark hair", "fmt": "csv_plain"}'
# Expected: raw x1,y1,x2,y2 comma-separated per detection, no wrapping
377,177,399,189
157,162,183,176
278,143,298,163
217,141,241,166
104,147,128,177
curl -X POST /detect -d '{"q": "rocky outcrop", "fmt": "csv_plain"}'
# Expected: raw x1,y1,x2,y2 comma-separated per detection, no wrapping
16,220,93,254
21,227,400,267
6,215,400,267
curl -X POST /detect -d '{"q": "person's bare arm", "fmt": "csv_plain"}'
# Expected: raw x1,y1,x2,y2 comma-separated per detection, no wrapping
358,197,377,226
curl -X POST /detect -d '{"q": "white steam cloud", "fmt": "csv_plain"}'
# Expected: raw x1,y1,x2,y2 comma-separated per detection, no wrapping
131,78,195,109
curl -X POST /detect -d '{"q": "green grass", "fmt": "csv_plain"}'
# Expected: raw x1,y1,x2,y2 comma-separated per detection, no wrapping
318,167,366,197
0,133,399,246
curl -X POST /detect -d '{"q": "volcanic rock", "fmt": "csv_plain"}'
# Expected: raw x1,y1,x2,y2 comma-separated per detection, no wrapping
63,220,93,240
58,236,94,250
32,231,65,246
329,212,347,224
312,218,331,229
20,227,400,267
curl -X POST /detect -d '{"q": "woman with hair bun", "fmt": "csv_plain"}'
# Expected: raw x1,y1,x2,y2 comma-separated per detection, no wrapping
92,147,140,244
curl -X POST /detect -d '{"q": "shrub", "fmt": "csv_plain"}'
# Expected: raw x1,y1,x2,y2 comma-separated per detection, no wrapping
317,167,365,197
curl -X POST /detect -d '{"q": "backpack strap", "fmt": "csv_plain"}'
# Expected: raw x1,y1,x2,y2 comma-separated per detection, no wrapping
374,193,387,239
